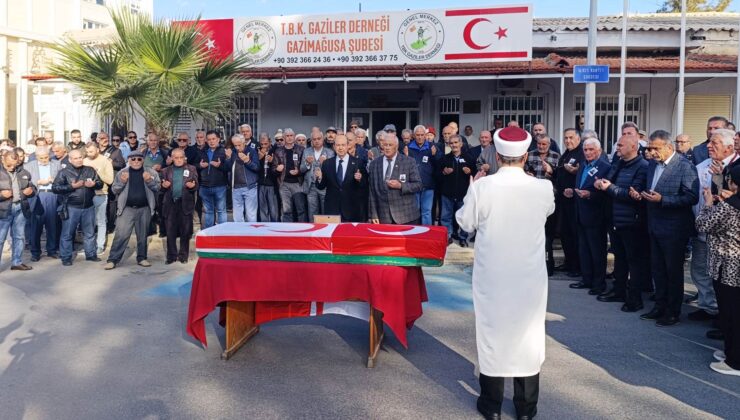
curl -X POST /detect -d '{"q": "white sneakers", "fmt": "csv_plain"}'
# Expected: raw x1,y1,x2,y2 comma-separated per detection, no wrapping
710,360,740,376
713,350,726,362
104,262,115,270
137,260,151,267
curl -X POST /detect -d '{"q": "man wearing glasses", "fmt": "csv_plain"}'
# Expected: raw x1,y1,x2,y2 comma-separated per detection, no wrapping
120,131,140,160
675,134,694,163
174,132,199,166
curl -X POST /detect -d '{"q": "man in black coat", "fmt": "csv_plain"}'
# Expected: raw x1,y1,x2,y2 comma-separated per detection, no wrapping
555,128,585,277
595,134,650,311
439,135,476,247
639,130,700,326
315,135,367,222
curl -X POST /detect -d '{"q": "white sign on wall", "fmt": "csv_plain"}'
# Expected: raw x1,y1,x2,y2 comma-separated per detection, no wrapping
230,5,533,68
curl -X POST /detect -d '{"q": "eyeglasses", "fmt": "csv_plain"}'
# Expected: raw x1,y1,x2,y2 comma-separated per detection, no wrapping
129,157,143,161
177,138,188,142
128,136,136,139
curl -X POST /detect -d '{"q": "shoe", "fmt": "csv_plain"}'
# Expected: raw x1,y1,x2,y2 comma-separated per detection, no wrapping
640,308,664,320
10,264,33,271
684,292,699,304
30,256,41,262
62,260,72,266
447,238,453,246
605,272,615,280
476,400,501,420
706,329,725,340
714,350,726,362
46,253,58,259
104,262,116,270
518,408,537,420
178,258,188,264
598,293,626,303
710,361,740,376
687,309,717,322
86,257,102,262
459,240,468,248
588,288,605,296
569,282,589,289
656,315,680,327
621,303,644,312
567,271,582,278
138,260,151,267
165,259,175,265
554,264,568,272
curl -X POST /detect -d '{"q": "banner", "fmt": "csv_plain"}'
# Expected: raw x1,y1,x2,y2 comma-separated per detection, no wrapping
189,5,533,68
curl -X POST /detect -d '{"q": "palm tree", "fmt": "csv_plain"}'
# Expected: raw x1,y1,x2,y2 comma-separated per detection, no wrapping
50,8,261,136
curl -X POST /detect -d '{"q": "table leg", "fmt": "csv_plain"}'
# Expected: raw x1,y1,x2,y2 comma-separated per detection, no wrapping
221,301,260,360
367,307,384,368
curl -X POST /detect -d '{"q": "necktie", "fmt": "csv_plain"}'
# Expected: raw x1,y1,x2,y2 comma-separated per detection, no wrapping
384,158,393,181
337,158,344,184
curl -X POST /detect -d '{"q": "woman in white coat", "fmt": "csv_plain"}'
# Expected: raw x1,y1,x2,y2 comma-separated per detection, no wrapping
457,126,555,420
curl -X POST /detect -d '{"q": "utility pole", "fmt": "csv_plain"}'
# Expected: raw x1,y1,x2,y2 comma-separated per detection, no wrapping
584,0,598,131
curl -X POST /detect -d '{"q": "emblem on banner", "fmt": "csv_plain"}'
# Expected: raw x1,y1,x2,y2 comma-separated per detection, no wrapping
397,13,444,61
236,20,277,65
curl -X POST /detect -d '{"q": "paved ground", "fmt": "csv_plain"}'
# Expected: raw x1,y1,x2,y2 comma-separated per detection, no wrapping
0,237,737,419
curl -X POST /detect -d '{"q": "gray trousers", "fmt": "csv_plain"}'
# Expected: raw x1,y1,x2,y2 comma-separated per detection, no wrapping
690,237,718,314
279,181,307,222
306,186,326,221
258,185,278,222
108,206,151,264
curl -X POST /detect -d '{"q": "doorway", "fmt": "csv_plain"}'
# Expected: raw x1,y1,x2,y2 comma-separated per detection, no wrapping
348,109,420,147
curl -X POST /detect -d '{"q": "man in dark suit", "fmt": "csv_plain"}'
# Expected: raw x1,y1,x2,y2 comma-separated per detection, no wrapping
315,134,367,222
566,138,611,295
367,132,423,224
556,128,585,277
638,130,699,327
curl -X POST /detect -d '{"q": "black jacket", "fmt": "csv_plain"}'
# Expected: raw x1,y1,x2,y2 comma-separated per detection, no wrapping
439,152,475,199
316,155,368,222
555,144,585,194
0,167,36,219
100,145,126,171
604,155,649,228
197,146,229,187
52,165,103,209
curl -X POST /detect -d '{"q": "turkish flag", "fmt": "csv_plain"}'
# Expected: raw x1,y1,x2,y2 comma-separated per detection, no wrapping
175,18,234,62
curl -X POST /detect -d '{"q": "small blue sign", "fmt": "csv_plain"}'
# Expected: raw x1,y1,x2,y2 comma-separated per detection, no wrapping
573,65,610,83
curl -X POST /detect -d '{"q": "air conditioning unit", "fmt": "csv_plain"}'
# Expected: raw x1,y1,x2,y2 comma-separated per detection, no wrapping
496,79,525,92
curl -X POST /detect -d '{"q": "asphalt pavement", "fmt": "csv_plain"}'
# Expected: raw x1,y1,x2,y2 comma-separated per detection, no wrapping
0,237,737,419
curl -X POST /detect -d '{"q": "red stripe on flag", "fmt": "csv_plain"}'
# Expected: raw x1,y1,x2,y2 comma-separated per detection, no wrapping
445,51,529,60
196,235,332,251
445,7,529,16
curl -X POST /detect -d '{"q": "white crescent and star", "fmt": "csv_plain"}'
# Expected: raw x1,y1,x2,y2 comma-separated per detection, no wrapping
367,226,430,236
206,39,216,50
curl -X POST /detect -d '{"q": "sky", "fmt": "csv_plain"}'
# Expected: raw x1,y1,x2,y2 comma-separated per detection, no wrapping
154,0,739,20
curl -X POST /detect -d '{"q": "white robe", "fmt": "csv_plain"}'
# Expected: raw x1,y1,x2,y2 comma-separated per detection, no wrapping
456,166,555,377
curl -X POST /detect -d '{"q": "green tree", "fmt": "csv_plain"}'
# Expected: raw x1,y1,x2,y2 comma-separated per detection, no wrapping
657,0,731,12
50,8,261,135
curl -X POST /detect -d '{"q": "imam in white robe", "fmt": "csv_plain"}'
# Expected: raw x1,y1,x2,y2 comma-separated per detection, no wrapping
456,166,555,377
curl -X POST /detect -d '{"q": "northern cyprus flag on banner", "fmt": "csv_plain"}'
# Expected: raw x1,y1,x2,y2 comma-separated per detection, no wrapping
175,19,234,62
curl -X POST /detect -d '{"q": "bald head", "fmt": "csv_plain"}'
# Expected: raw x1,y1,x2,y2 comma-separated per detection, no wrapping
615,134,639,160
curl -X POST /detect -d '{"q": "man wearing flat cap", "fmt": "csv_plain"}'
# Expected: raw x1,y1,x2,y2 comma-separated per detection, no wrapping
457,126,555,420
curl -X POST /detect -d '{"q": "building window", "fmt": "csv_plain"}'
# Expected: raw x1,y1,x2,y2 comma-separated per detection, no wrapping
83,20,106,29
213,95,261,137
574,95,644,154
438,96,460,115
490,95,547,132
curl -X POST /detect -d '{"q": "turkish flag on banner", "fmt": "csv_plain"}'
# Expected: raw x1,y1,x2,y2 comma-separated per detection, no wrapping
175,18,234,62
443,5,533,61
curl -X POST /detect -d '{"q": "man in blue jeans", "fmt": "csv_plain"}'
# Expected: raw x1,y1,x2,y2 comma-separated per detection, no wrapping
228,134,260,222
52,149,103,266
406,125,440,225
0,150,37,271
197,130,229,228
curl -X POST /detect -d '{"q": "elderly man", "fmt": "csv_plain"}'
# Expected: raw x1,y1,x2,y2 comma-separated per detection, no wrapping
143,132,170,236
83,142,114,254
555,128,585,277
324,126,338,149
239,123,255,146
96,132,125,172
257,135,279,222
439,134,475,246
595,134,650,311
406,124,439,225
528,123,560,154
675,134,694,162
348,129,368,166
51,142,70,167
400,129,413,146
160,148,198,264
0,151,36,271
526,134,561,275
475,130,499,177
693,116,728,165
26,147,61,261
105,151,160,269
52,149,103,266
301,129,334,221
227,133,260,222
197,130,229,228
456,126,555,420
566,138,611,295
315,134,367,222
689,129,737,323
367,132,423,225
447,121,469,146
173,132,200,166
274,128,307,222
638,130,699,326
